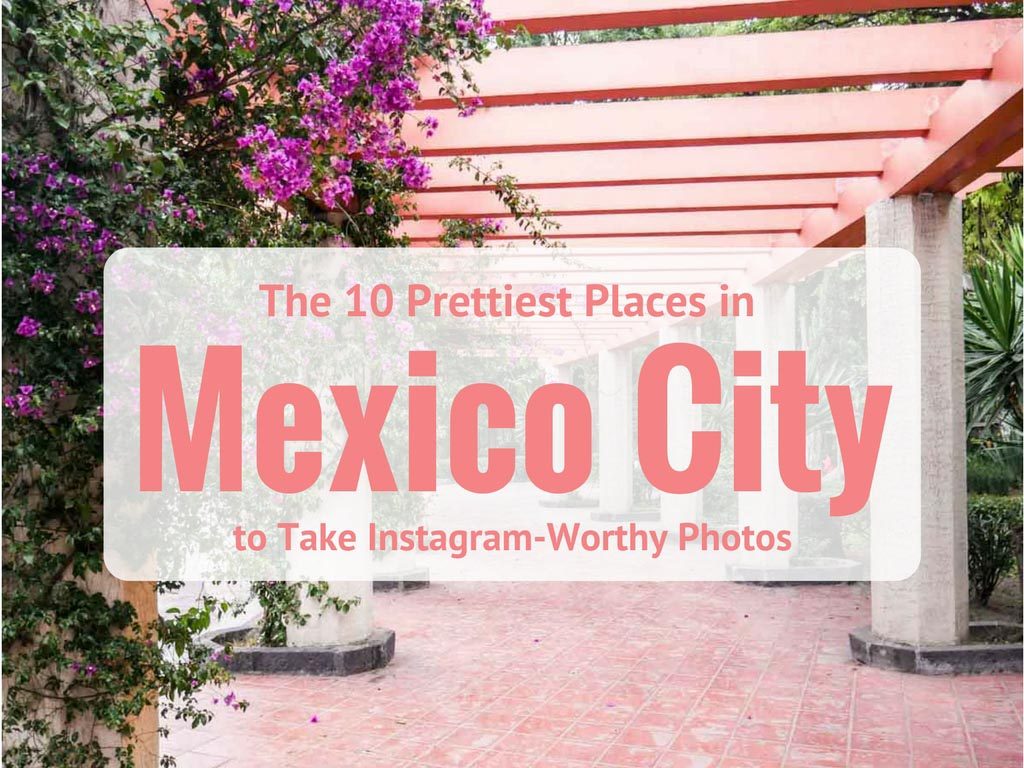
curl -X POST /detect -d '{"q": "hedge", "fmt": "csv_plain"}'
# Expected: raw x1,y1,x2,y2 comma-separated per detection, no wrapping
967,494,1023,606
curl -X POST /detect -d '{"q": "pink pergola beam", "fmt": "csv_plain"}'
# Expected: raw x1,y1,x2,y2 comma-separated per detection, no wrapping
433,234,803,248
423,139,884,191
997,148,1023,169
406,88,955,156
795,31,1023,251
958,172,1004,197
417,20,1021,108
415,230,796,243
958,144,1024,197
486,0,1004,34
400,209,806,240
410,179,841,218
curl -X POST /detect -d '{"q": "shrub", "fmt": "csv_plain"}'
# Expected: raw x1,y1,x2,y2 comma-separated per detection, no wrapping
967,494,1023,605
967,450,1022,495
964,227,1022,439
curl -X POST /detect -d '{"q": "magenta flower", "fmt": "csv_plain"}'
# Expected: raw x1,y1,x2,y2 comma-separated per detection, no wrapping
29,269,56,294
237,126,312,202
4,386,42,419
16,316,41,337
74,289,101,315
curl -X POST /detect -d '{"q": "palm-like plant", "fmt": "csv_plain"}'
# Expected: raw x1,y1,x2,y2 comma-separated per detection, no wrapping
964,226,1023,440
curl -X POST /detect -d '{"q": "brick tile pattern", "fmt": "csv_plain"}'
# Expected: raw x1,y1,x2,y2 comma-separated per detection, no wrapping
163,583,1023,768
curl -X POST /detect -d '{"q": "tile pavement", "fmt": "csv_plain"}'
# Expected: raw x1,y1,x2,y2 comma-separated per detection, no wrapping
163,582,1023,767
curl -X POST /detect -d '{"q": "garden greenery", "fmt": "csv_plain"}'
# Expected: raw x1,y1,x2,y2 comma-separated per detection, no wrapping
1,0,553,764
964,227,1023,440
967,494,1024,606
963,227,1022,607
966,448,1021,496
245,582,360,647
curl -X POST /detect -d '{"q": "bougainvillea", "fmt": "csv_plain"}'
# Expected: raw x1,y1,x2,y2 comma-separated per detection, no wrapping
150,0,501,244
2,0,548,765
2,148,241,768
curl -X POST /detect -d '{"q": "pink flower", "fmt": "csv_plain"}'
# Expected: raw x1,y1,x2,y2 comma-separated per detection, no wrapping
29,270,56,294
75,289,101,314
16,316,41,337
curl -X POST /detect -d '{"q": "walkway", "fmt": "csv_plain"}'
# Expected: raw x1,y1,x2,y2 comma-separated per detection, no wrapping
164,583,1023,767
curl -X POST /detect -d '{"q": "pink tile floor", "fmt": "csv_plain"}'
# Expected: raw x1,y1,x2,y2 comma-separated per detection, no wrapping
164,583,1023,768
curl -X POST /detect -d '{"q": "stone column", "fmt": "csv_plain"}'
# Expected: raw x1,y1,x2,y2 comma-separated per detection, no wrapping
286,469,375,647
596,348,634,520
657,323,703,528
544,362,574,476
734,284,799,566
285,582,375,645
866,193,968,646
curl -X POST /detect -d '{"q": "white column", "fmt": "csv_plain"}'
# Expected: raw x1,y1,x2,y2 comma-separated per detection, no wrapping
866,193,968,646
545,362,573,476
734,284,799,566
286,448,374,646
286,581,374,645
596,348,633,519
657,323,703,528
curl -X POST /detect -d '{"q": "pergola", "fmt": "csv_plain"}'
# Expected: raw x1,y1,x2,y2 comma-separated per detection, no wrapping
400,11,1021,250
86,4,1021,764
398,5,1023,659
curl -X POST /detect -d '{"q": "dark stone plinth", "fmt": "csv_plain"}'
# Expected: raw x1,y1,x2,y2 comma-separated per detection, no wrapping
373,569,430,593
213,627,395,676
849,622,1023,675
728,557,864,586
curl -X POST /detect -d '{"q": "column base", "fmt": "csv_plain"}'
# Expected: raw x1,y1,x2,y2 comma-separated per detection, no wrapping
727,557,864,586
591,509,661,523
373,569,430,593
849,623,1022,675
212,627,396,676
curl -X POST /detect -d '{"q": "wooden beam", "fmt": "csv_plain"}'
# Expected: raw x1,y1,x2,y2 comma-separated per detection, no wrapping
417,20,1021,108
487,0,1007,34
793,31,1023,252
407,88,955,155
957,172,1004,196
410,179,841,218
996,148,1023,169
416,233,802,247
401,208,807,240
423,139,884,190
